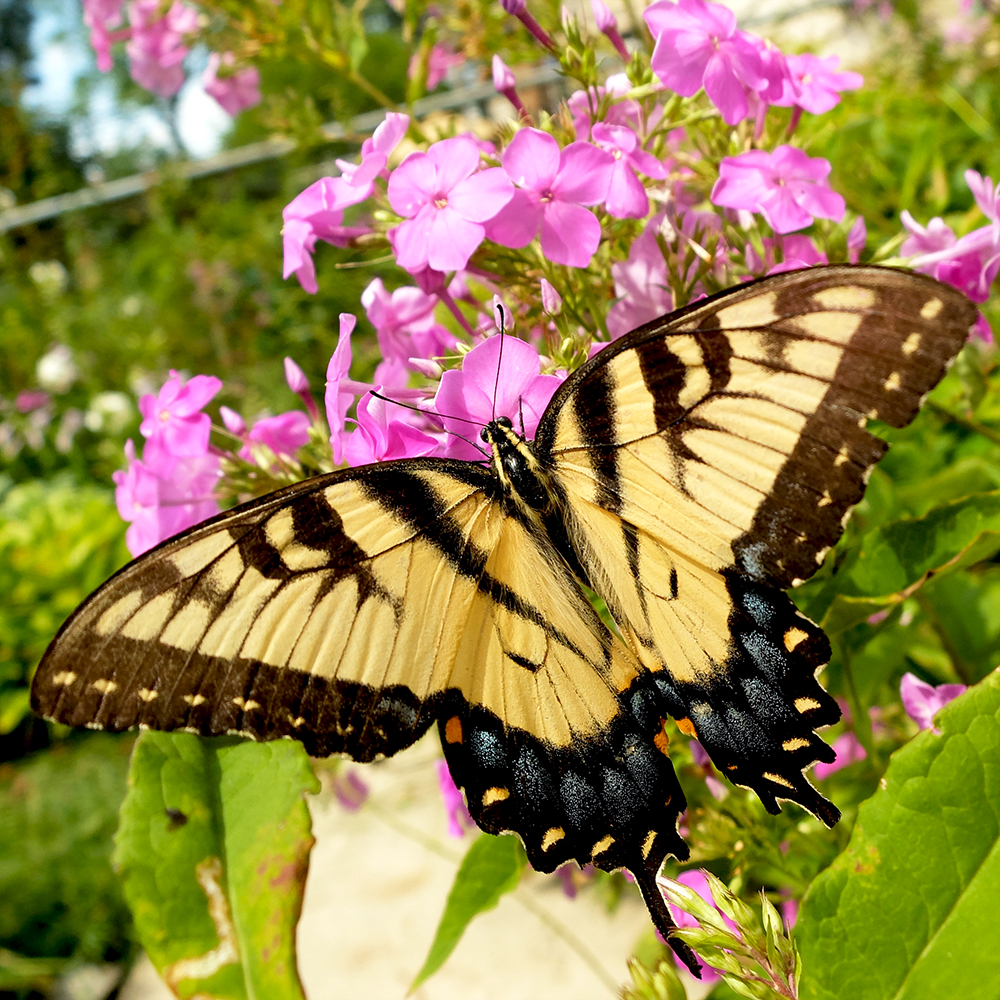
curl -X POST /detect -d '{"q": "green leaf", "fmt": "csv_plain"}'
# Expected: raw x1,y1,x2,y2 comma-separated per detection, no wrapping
815,491,1000,635
797,670,1000,1000
113,733,319,1000
411,833,527,990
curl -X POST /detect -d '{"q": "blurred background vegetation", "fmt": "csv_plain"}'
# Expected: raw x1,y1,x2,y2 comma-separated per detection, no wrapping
2,0,1000,996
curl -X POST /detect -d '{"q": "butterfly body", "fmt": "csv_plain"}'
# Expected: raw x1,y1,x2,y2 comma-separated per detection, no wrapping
31,266,977,973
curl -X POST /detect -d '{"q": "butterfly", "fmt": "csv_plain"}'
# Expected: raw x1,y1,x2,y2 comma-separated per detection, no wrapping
31,265,975,976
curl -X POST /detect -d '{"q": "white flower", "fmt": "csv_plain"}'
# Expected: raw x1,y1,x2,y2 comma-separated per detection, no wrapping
36,345,79,394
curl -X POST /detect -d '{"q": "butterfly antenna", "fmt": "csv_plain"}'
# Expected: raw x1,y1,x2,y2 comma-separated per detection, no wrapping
368,391,490,461
492,301,506,423
630,858,703,980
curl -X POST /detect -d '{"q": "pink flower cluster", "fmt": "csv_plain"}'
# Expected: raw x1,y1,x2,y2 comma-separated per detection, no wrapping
116,363,317,557
903,170,1000,339
81,0,260,113
644,0,861,127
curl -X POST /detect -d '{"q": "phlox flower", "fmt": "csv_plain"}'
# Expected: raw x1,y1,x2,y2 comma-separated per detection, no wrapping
335,112,410,200
282,178,369,294
240,411,311,464
387,135,514,273
745,233,827,275
606,213,673,337
776,53,863,115
83,0,124,72
435,760,474,838
591,123,668,219
499,0,556,50
409,43,464,90
138,370,222,471
689,740,727,800
114,440,220,556
900,672,966,735
325,314,358,465
568,75,642,136
284,356,320,421
711,146,845,234
203,52,261,116
644,0,767,126
812,731,867,779
126,0,198,98
486,128,614,268
330,768,369,812
344,392,439,466
434,335,563,460
361,277,457,377
591,0,630,60
492,54,526,118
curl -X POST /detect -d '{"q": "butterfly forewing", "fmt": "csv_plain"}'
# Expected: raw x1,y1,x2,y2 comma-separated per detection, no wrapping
536,266,976,820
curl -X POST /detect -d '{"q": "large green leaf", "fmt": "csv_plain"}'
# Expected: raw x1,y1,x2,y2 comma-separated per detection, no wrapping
797,669,1000,1000
807,491,1000,635
113,733,319,1000
411,833,527,990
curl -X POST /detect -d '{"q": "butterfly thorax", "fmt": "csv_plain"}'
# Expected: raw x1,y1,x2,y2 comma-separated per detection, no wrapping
482,415,554,517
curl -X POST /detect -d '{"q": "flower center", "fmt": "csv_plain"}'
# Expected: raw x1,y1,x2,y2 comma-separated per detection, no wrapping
160,409,171,422
434,195,449,209
540,190,554,203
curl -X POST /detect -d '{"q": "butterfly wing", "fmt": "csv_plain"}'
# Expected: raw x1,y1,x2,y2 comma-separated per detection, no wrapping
31,457,688,876
535,266,977,820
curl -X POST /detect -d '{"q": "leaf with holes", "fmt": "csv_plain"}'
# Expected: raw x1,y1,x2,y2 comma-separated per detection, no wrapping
113,733,319,1000
411,833,527,990
797,669,1000,1000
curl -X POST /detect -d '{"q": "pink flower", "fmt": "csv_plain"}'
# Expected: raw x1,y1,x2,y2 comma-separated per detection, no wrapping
591,0,630,60
325,314,358,465
567,76,642,136
240,411,311,463
900,673,966,735
644,0,767,126
114,440,220,556
486,128,614,268
282,178,369,294
492,54,527,118
591,123,668,219
606,213,673,337
219,405,246,436
16,390,50,413
335,112,410,200
711,146,846,234
436,760,474,837
812,731,867,780
434,335,563,460
777,53,863,115
138,371,222,471
540,278,562,315
745,233,827,275
500,0,556,49
331,768,369,811
343,392,439,466
203,52,261,116
126,0,199,98
689,740,727,800
83,0,125,72
387,135,514,273
361,277,457,378
409,43,464,90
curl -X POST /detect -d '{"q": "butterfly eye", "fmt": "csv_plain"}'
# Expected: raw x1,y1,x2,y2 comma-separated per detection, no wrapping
480,427,490,442
497,415,513,429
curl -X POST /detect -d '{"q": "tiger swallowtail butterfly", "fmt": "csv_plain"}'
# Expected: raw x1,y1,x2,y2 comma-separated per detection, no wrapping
32,265,976,975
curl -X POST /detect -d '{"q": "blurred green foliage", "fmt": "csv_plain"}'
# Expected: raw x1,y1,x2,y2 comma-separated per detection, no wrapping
0,734,134,988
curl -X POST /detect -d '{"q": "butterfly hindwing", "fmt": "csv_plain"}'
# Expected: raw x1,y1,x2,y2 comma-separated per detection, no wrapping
536,266,976,820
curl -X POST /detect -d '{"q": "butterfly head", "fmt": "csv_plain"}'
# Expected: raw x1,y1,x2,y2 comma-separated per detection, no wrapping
480,414,552,513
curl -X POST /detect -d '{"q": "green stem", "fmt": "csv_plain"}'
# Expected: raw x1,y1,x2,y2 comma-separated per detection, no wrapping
926,399,1000,446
